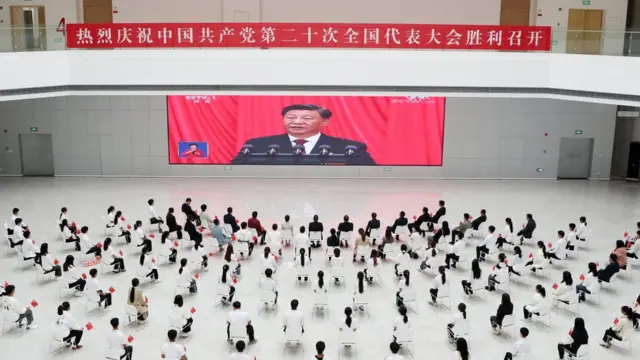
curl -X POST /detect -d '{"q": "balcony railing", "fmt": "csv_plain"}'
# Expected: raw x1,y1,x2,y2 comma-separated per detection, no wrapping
1,26,639,56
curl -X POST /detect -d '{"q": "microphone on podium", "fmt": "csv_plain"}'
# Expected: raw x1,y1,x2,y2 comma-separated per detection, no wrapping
267,144,280,156
344,145,358,156
292,144,305,155
318,145,331,156
240,144,253,155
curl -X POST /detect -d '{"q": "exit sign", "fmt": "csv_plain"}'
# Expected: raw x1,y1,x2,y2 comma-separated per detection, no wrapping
575,130,584,135
536,168,544,173
582,0,591,5
29,127,38,132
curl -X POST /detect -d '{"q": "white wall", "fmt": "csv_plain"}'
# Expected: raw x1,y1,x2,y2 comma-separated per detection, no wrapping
535,0,629,54
0,96,617,179
0,0,78,52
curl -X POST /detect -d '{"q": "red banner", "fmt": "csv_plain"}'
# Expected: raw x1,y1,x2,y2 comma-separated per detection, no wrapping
66,23,551,51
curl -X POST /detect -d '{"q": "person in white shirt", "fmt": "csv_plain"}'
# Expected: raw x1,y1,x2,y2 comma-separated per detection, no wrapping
396,270,412,307
6,208,24,235
339,307,358,343
486,253,508,292
419,241,439,271
38,242,62,277
496,218,515,249
266,224,283,257
199,204,214,232
20,230,39,263
282,299,304,334
134,220,152,252
148,199,164,232
547,230,567,261
281,215,294,247
461,259,482,296
58,207,77,233
312,271,328,310
103,237,126,272
394,244,411,278
63,254,86,294
160,231,178,264
161,329,187,360
313,341,332,360
526,241,549,273
523,284,550,320
392,306,411,343
113,210,132,244
576,262,599,302
429,266,447,303
87,268,112,309
552,271,574,307
628,237,640,259
576,216,588,242
600,306,634,348
177,258,197,294
353,271,368,311
107,317,133,360
56,301,84,349
260,268,278,305
106,205,116,227
60,219,80,250
445,237,466,269
329,248,344,285
296,248,310,282
447,303,469,343
219,264,236,304
566,224,577,251
170,295,194,337
230,340,251,360
0,284,38,330
139,247,161,283
236,222,254,258
476,225,496,262
262,247,278,275
294,226,311,261
9,217,27,248
508,246,526,277
504,327,531,360
226,301,257,345
384,342,404,360
80,226,102,258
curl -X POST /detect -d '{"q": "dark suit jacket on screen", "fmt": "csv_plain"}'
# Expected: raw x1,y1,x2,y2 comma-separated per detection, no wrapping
231,133,376,165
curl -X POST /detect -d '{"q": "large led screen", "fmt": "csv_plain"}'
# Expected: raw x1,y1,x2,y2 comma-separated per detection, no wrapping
167,95,445,166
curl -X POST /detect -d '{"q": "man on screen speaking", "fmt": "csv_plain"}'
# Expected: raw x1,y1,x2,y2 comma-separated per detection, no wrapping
232,104,376,165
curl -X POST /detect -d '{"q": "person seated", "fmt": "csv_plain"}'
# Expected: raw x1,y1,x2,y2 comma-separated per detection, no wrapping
326,228,340,249
236,222,254,258
199,204,214,232
597,253,620,283
139,247,161,283
259,268,278,305
429,200,447,231
280,215,294,246
247,211,266,245
503,327,531,360
86,268,112,309
337,215,354,248
408,207,430,235
552,271,574,306
451,213,472,240
329,248,345,285
294,226,311,261
211,218,230,247
428,221,451,246
566,223,577,251
62,255,86,296
226,301,257,345
526,241,549,273
103,237,126,273
183,218,203,250
576,262,599,302
476,225,496,261
56,301,84,350
547,230,568,262
170,295,193,338
599,306,634,348
447,303,468,344
181,198,198,224
339,307,358,343
224,207,239,234
394,244,411,278
523,284,550,320
58,207,76,233
352,271,369,311
445,237,466,269
516,214,536,245
162,329,187,360
38,243,62,277
79,226,101,258
0,284,39,330
266,224,282,257
485,253,508,292
218,264,236,305
353,228,371,263
282,299,304,335
496,218,515,249
490,293,514,335
391,211,409,241
107,318,134,360
507,246,525,276
308,215,324,248
365,212,381,240
114,211,132,244
461,259,482,296
627,234,640,259
147,199,164,232
177,258,197,294
557,318,588,359
160,232,178,265
127,278,149,323
314,341,332,360
20,230,39,263
465,209,487,239
612,240,627,270
418,241,439,272
365,250,381,283
261,247,278,275
295,249,310,282
575,216,588,242
396,270,412,307
166,207,183,240
428,266,447,304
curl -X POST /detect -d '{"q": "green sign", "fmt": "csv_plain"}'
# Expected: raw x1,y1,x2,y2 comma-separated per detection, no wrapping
552,40,558,45
536,168,544,173
29,127,38,132
383,167,392,172
575,130,584,135
54,38,63,43
582,0,591,5
224,166,232,170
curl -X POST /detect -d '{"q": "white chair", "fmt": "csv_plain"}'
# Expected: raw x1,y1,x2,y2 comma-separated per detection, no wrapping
338,337,357,360
102,216,116,236
339,231,352,246
600,273,618,291
310,231,322,245
36,265,57,284
557,294,580,315
609,332,632,353
563,344,589,360
369,228,381,243
0,306,20,335
85,291,103,314
234,241,250,259
382,243,395,259
228,324,249,352
124,304,139,327
283,328,304,355
451,252,469,270
492,267,510,293
493,314,515,338
619,263,632,280
402,288,418,314
312,291,329,318
356,244,371,262
529,262,551,278
532,308,551,327
58,279,76,299
578,228,591,248
581,284,601,304
395,333,414,358
49,325,67,353
330,266,346,287
395,225,410,241
258,289,277,315
434,282,451,308
105,346,124,360
281,228,293,244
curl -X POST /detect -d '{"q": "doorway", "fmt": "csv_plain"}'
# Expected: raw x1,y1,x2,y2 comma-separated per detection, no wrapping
10,6,46,51
19,134,55,176
83,0,113,23
566,9,604,54
557,137,594,179
626,141,640,181
500,0,531,26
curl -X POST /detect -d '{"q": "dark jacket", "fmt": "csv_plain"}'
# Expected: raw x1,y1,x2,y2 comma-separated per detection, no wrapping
597,262,620,282
365,219,380,235
391,217,408,233
517,219,536,238
431,207,446,223
471,215,486,231
166,213,179,232
567,329,589,355
309,221,324,238
327,235,340,247
337,221,353,236
181,202,197,220
494,302,514,325
223,213,239,233
413,213,430,227
432,228,451,243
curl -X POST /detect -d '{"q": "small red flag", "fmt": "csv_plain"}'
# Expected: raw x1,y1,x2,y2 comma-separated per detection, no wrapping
149,234,155,239
579,274,585,281
274,255,279,261
145,296,148,304
108,286,116,293
552,283,558,289
120,217,125,221
214,216,218,220
613,317,619,325
429,213,433,217
624,231,629,238
232,278,238,284
30,300,38,307
71,221,77,228
412,215,417,220
595,261,599,267
231,234,236,241
199,227,204,233
498,233,502,238
235,219,239,224
3,281,8,287
469,216,473,220
252,236,257,244
209,252,214,257
569,329,573,336
504,258,508,264
628,242,633,249
459,221,462,225
119,250,124,256
127,335,134,343
528,252,534,259
522,224,525,229
547,242,552,248
81,273,87,279
194,273,199,280
97,242,103,248
190,307,196,314
174,241,179,248
151,258,156,263
85,322,93,330
127,224,132,230
54,259,59,265
75,229,81,234
492,266,496,271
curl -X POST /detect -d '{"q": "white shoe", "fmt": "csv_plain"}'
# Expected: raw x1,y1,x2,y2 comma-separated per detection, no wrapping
153,278,162,284
74,290,83,297
26,324,39,330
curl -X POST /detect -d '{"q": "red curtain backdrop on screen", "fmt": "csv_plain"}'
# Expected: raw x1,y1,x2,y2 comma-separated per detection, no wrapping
167,95,445,166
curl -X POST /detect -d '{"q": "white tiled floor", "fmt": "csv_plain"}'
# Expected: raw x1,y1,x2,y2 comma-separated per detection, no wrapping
0,177,638,360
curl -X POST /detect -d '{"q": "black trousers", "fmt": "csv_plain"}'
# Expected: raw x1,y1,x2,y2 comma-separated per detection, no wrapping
183,317,194,333
476,245,489,260
137,239,152,252
496,237,510,248
120,345,133,360
86,245,102,258
548,252,562,260
558,343,572,359
69,278,86,291
98,292,112,308
168,249,178,263
628,252,638,259
150,218,164,225
146,269,159,280
66,236,80,251
63,329,83,345
523,306,539,319
430,288,438,302
602,328,622,343
110,258,126,271
223,285,236,302
45,265,62,277
445,253,459,267
120,231,132,244
227,324,255,341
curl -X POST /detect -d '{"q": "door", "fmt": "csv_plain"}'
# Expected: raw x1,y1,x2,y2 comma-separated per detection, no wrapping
557,138,594,179
566,9,603,54
10,6,46,51
83,0,113,23
19,134,55,176
500,0,530,26
626,141,640,181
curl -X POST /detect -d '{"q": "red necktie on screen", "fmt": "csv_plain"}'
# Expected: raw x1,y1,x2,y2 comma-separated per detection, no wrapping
293,139,307,154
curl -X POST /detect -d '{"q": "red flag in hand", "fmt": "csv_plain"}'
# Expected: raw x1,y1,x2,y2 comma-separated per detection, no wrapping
198,227,204,233
30,300,38,307
119,250,124,256
528,252,534,259
624,231,629,238
469,216,473,220
231,234,236,241
151,258,156,263
504,258,508,264
120,217,125,221
628,242,633,249
492,266,496,271
145,296,148,304
412,215,417,220
274,255,279,261
547,242,553,248
235,219,239,224
127,224,132,230
568,329,573,336
214,216,218,220
522,224,525,229
459,221,462,225
613,317,619,325
252,236,257,244
595,261,599,267
209,252,214,257
71,221,77,228
3,281,8,287
127,335,134,343
232,278,238,284
108,286,116,293
174,241,179,248
498,233,502,238
81,273,87,279
149,234,155,239
552,283,559,290
97,242,103,248
75,229,81,234
54,258,60,265
194,273,199,280
190,307,196,314
579,274,585,281
85,322,93,331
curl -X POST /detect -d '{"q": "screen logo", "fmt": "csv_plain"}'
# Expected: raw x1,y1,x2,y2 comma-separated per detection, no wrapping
185,96,215,104
391,96,435,104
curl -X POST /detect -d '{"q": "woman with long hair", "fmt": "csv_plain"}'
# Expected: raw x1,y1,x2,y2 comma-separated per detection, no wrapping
576,262,599,302
339,307,358,343
353,271,368,311
394,244,411,278
262,246,277,275
61,219,80,250
490,293,514,335
127,278,148,321
508,246,525,276
38,242,62,277
134,220,152,251
0,285,38,330
558,317,589,359
178,258,197,294
139,247,160,283
103,237,126,272
527,241,549,273
56,301,84,349
396,270,412,307
447,303,468,343
113,210,131,243
496,218,514,248
296,248,309,282
523,284,550,320
170,295,193,337
353,228,371,263
429,220,451,245
486,253,508,292
160,231,178,264
600,306,634,348
552,271,574,306
461,259,482,296
429,266,447,303
218,264,236,304
392,305,411,344
365,249,380,283
312,270,328,311
224,243,241,277
63,254,86,295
